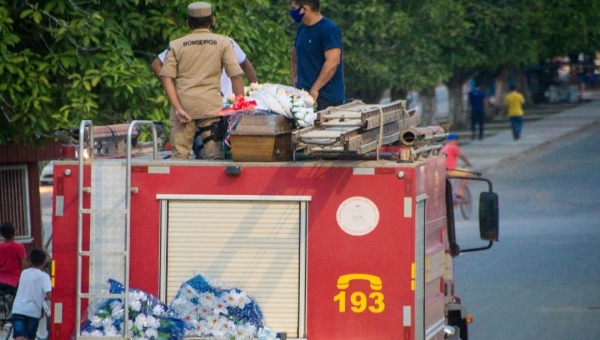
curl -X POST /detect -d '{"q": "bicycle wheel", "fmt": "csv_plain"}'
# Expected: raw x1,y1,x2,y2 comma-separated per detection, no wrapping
459,185,472,220
36,314,49,340
36,301,51,340
0,323,12,340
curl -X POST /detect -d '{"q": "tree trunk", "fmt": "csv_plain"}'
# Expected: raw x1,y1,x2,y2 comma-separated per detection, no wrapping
447,75,470,129
418,87,436,126
514,69,533,106
491,71,508,120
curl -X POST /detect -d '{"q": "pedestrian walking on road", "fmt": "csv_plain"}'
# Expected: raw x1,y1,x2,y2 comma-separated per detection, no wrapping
503,85,526,140
468,84,486,140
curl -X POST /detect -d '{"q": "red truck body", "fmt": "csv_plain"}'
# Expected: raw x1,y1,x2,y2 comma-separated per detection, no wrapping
50,139,487,339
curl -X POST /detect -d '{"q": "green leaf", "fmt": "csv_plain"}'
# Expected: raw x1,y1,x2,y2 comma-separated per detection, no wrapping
20,9,34,18
33,11,42,24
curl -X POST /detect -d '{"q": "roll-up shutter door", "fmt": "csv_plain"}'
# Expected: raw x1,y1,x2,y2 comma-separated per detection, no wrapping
166,200,302,337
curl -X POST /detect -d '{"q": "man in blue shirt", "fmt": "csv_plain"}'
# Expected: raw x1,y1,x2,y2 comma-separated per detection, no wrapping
468,84,487,140
290,0,345,111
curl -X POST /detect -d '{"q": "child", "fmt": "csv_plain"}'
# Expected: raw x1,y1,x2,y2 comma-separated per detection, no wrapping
11,249,51,340
441,133,474,198
0,222,28,296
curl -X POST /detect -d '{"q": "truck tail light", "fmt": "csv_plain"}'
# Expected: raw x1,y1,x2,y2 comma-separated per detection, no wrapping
465,314,474,323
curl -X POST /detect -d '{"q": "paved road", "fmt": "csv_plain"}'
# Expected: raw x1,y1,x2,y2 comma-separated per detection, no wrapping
453,121,600,339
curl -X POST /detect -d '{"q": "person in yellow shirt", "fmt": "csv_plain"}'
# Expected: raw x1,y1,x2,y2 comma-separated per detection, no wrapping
503,85,525,140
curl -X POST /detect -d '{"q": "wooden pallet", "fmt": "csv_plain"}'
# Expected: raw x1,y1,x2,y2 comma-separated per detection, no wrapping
292,100,419,155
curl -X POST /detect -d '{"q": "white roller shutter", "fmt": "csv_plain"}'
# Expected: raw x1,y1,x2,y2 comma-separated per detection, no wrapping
164,198,306,338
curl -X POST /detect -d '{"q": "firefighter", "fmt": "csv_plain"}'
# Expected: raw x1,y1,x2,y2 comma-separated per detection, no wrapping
159,2,244,160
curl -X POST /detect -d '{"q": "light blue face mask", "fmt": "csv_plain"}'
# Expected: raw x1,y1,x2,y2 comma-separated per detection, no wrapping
290,6,305,23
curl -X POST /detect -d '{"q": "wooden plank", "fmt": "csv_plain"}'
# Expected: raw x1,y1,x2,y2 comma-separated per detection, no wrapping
364,111,403,130
320,120,364,127
345,122,401,151
357,132,401,155
300,131,344,138
320,111,364,120
359,101,405,122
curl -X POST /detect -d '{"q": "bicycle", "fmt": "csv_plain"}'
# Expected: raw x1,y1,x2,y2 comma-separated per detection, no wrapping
449,168,482,220
0,289,51,340
0,288,15,340
452,178,472,220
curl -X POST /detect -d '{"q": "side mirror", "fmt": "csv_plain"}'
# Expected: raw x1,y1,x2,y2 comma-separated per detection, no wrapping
479,192,499,241
446,175,499,254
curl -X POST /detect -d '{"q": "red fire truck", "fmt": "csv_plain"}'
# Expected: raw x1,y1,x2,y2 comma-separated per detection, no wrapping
49,111,498,340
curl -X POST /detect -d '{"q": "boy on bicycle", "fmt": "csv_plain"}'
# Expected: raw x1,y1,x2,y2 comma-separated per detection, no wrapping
10,249,51,340
441,133,473,197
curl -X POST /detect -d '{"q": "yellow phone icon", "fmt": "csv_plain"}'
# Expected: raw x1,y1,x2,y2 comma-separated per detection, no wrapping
337,274,382,291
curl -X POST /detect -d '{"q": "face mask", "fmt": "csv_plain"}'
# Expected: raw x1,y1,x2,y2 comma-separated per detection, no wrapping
290,6,305,23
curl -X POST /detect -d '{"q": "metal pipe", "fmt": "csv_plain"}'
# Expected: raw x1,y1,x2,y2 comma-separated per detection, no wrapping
400,126,446,146
123,121,158,334
71,124,140,142
76,120,92,339
294,152,397,161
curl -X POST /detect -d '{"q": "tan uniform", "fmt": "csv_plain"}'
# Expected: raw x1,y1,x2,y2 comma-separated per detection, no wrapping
160,28,243,159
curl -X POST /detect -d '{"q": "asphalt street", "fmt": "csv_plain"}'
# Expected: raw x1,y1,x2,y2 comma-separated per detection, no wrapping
452,98,600,339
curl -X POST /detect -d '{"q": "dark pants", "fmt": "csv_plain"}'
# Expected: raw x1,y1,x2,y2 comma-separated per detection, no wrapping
0,282,17,296
470,110,485,140
509,116,523,140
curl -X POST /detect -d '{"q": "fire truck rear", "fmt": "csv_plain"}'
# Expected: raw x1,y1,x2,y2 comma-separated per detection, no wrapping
49,101,499,340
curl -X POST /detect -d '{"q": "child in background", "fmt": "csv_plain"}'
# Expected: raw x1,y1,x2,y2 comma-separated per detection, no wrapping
0,222,28,296
11,249,51,340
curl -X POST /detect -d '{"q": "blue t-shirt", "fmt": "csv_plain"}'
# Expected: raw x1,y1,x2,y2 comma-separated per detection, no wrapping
468,89,486,112
294,17,345,103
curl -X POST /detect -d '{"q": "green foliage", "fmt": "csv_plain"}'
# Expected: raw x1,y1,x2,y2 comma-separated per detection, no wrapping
532,0,600,58
0,0,290,146
2,0,600,145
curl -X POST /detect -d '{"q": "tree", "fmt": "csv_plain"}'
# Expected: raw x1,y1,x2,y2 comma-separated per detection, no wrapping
0,0,290,146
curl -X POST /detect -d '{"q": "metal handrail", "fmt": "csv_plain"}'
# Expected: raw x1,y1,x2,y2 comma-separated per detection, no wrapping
74,120,157,339
76,120,92,338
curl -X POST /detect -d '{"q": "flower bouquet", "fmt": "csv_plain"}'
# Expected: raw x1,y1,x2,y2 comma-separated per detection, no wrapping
168,274,264,340
225,83,318,129
79,279,189,340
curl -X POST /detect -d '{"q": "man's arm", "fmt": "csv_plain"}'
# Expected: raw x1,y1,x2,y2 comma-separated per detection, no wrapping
20,257,28,270
162,76,191,124
230,74,244,97
151,57,162,79
291,47,297,86
309,48,341,101
239,58,258,84
151,57,172,90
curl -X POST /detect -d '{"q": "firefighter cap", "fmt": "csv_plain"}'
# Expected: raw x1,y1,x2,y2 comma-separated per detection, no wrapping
188,2,212,18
